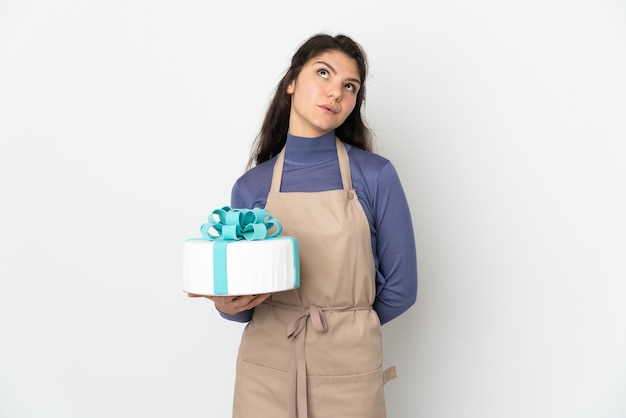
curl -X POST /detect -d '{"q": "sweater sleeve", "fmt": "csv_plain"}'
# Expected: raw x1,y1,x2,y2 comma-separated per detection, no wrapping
371,162,418,324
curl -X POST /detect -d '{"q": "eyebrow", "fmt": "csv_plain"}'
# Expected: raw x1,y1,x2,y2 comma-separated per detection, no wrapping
314,60,361,86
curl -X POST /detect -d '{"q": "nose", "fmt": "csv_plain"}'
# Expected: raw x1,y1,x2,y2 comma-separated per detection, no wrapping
329,83,342,102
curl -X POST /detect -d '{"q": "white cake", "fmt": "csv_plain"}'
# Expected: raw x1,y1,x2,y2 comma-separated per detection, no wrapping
182,207,300,296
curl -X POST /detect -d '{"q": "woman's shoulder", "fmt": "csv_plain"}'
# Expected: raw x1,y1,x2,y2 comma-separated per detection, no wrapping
346,144,395,173
346,144,407,199
231,156,276,208
235,156,276,184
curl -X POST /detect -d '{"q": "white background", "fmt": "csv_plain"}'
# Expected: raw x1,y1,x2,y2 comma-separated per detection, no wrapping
1,1,625,417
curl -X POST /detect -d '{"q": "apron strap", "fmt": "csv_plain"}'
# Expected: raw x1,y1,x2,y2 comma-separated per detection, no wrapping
268,138,353,194
335,137,352,191
264,300,372,418
383,366,397,384
270,146,286,193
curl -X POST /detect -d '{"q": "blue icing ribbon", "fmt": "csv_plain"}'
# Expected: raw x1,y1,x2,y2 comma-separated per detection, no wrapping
199,206,283,294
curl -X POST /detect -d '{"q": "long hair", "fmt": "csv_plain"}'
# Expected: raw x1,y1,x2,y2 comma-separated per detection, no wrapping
247,33,373,169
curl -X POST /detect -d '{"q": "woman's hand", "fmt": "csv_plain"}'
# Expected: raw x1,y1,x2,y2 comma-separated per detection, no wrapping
187,293,271,316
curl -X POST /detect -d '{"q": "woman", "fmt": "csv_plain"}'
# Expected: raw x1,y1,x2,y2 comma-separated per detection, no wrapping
193,33,418,418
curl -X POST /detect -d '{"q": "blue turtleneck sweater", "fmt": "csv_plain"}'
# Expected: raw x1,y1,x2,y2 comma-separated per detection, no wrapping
224,131,418,325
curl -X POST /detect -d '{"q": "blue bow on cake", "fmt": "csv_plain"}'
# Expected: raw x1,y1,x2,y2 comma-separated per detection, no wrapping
200,206,283,241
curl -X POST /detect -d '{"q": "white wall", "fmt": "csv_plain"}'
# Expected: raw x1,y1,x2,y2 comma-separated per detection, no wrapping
1,1,625,417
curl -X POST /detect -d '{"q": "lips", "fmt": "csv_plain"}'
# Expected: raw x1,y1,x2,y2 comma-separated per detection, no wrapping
320,104,337,114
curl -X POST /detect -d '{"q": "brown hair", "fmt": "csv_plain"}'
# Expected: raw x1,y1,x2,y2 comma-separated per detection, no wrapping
247,33,373,169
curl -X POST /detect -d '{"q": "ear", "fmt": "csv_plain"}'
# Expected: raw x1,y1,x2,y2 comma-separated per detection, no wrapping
286,80,295,95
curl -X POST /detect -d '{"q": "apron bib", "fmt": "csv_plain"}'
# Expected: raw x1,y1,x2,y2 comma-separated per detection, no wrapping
232,138,394,418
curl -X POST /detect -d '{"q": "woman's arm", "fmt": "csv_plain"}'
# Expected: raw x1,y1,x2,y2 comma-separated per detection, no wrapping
372,162,418,324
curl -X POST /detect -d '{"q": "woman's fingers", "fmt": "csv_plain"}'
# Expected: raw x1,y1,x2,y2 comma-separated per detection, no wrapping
187,293,271,315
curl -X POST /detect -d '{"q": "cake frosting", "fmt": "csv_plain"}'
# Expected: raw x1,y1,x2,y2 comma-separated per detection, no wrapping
182,206,300,296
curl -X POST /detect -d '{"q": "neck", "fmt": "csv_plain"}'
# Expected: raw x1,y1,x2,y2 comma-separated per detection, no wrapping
284,131,337,165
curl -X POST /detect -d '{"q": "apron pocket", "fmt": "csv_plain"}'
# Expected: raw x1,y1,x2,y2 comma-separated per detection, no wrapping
307,367,387,418
234,360,289,418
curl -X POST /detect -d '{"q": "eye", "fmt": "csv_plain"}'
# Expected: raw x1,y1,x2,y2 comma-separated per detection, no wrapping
317,68,329,78
344,83,356,92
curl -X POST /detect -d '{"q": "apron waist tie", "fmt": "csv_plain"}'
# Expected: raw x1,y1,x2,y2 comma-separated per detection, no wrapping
263,300,372,418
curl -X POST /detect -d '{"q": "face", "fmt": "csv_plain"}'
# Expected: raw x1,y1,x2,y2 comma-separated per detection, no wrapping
286,51,361,138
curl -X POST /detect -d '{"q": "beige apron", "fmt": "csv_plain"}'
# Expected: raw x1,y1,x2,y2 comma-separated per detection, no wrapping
233,138,395,418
